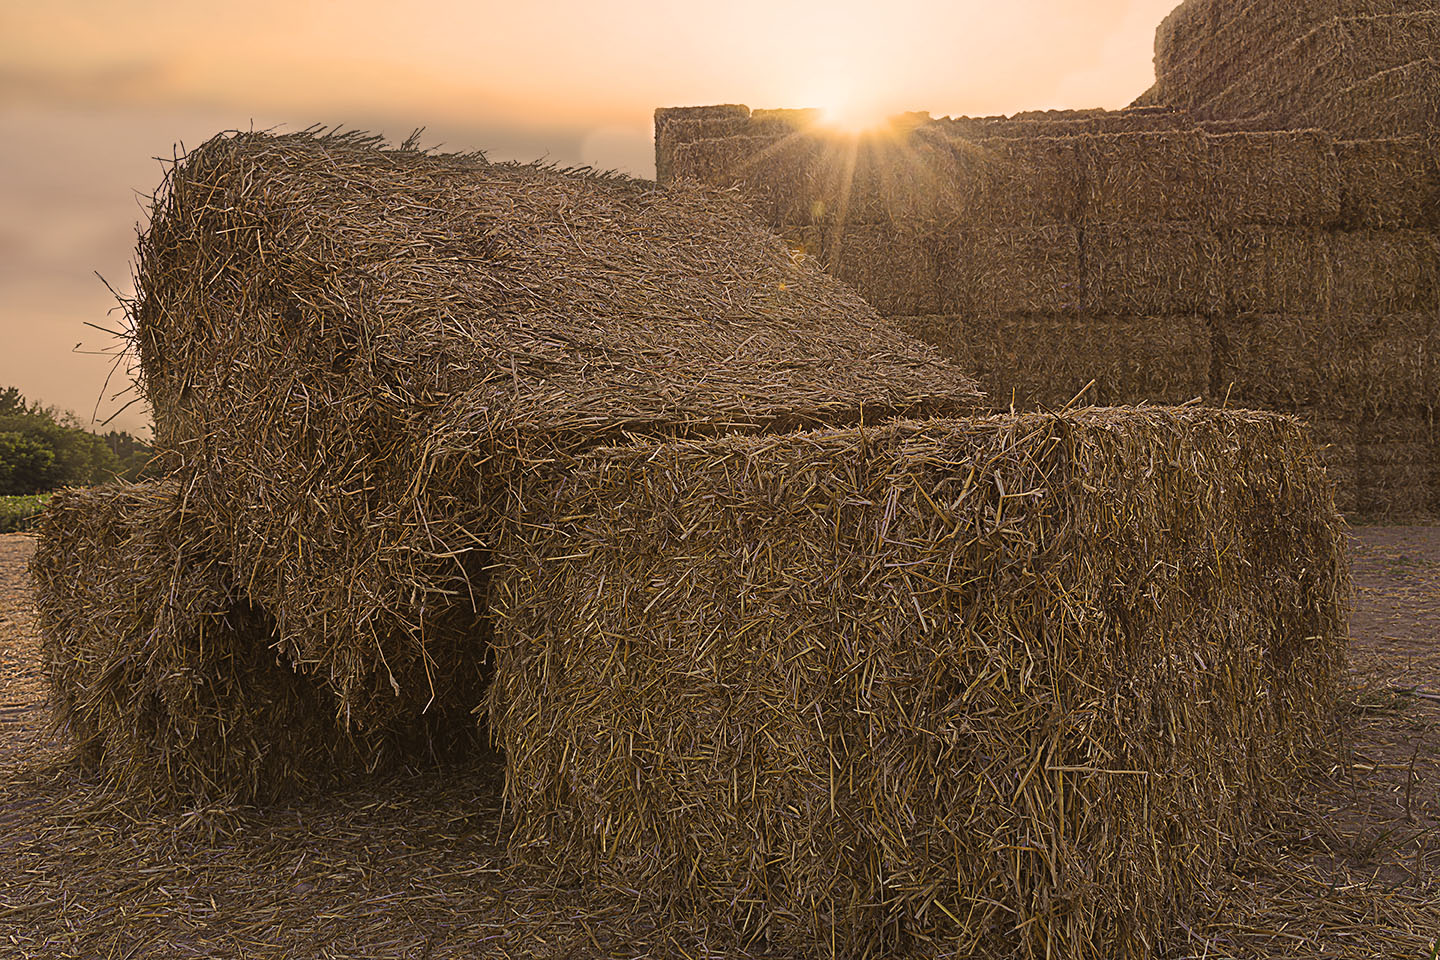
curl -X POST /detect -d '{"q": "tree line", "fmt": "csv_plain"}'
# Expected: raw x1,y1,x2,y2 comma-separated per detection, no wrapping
0,386,156,495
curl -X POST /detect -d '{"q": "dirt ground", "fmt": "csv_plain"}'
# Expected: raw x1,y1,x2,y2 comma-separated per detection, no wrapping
0,528,1436,959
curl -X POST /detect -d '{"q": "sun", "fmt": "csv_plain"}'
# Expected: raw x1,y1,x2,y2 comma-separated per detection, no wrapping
816,98,894,134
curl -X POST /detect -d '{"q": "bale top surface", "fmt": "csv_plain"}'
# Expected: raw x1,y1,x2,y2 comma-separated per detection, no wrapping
135,128,981,450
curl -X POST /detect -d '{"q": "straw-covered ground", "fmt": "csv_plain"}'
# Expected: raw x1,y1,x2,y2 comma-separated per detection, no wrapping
1,527,1436,959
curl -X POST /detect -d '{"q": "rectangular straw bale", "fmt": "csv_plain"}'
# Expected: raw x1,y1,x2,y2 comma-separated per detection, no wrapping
1364,312,1437,408
667,134,776,184
888,314,1209,410
1362,406,1434,450
811,132,944,226
887,314,1096,409
1213,313,1380,410
27,483,433,805
670,134,822,224
827,223,941,315
1079,131,1210,224
923,133,1085,226
937,226,1083,315
655,116,753,184
1336,137,1439,228
1327,229,1440,313
654,104,750,135
1203,132,1343,226
1155,0,1437,92
1358,408,1435,518
934,109,1196,139
1097,315,1212,404
1085,224,1223,315
1299,57,1440,139
1197,116,1293,134
1197,15,1440,136
654,105,751,183
887,312,1088,408
492,408,1348,958
1359,465,1433,520
1220,227,1330,314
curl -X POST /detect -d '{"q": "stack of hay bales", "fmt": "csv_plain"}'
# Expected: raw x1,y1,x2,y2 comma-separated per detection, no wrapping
493,408,1348,957
29,127,1353,955
658,103,1440,520
1150,0,1439,138
35,128,979,803
1144,0,1440,520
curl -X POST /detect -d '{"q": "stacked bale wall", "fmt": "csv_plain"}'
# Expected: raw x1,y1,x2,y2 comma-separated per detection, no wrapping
1149,1,1439,138
493,407,1349,958
658,106,1440,520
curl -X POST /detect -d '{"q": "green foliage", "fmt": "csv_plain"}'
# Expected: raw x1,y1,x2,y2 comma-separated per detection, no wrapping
0,386,155,493
102,430,158,482
0,493,51,533
0,433,57,495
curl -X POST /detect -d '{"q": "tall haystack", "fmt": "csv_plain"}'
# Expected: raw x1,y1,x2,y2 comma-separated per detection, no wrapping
131,129,981,731
28,482,447,804
493,407,1349,958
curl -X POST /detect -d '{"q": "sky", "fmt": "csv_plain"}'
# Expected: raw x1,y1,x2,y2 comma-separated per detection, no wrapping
0,0,1180,434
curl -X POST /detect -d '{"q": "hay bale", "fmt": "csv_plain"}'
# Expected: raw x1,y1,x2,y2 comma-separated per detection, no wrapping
1203,132,1343,226
27,482,429,805
891,314,1094,409
1213,313,1369,409
1085,225,1223,315
892,314,1210,410
654,105,750,182
1336,137,1439,229
677,128,1088,231
1364,312,1436,408
1359,406,1436,519
1327,229,1440,313
1153,4,1439,136
492,408,1348,957
1301,56,1440,139
747,107,824,135
1220,227,1329,315
930,108,1197,140
814,132,950,226
1079,131,1210,224
132,129,980,731
1214,315,1327,410
669,134,823,224
1188,14,1440,137
1217,311,1433,415
938,226,1083,315
826,223,941,315
655,116,752,184
931,135,1086,226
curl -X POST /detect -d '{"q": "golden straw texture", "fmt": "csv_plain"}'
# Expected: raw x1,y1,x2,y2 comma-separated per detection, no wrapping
493,407,1349,959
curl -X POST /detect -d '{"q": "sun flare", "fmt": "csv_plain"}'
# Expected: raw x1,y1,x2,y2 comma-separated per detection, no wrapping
816,99,894,134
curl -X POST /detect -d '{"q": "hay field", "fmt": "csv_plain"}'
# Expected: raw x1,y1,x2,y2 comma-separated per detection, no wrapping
1,529,1436,958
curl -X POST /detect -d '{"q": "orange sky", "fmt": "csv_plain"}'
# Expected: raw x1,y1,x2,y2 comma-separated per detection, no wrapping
0,0,1180,434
